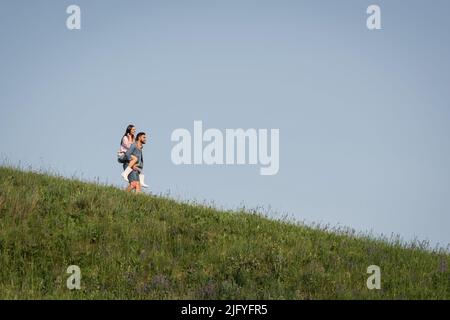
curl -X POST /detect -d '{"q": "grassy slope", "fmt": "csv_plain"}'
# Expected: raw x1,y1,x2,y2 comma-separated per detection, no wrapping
0,167,449,299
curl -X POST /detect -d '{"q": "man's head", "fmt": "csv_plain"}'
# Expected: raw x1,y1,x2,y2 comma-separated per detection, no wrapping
136,132,147,145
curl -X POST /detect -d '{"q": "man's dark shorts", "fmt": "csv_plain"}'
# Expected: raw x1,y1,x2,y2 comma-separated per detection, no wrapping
128,170,139,183
123,163,139,183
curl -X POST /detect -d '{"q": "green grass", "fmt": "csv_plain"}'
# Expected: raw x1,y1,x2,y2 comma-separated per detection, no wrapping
0,166,449,299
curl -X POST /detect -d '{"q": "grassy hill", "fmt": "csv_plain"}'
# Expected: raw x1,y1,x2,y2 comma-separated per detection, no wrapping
0,167,449,299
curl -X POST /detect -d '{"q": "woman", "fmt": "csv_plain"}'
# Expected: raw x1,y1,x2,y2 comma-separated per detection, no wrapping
119,124,148,188
118,124,135,162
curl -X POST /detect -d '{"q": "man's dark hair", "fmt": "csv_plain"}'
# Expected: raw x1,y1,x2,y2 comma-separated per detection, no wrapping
136,132,146,141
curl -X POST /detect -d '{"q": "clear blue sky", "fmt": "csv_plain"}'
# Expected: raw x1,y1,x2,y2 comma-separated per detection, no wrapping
1,0,450,247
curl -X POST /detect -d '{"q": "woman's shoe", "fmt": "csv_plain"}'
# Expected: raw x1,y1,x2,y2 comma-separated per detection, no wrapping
139,174,149,188
121,167,132,182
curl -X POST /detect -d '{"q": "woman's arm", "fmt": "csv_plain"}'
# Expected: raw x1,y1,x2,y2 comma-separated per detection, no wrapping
120,136,132,153
123,136,132,148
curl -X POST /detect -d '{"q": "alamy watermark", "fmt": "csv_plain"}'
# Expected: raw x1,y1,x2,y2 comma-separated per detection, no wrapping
367,5,382,30
66,4,381,30
66,5,81,30
171,121,280,176
65,4,380,31
66,265,81,290
366,265,381,290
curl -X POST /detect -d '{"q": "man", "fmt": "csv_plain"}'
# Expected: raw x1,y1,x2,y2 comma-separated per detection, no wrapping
124,132,147,193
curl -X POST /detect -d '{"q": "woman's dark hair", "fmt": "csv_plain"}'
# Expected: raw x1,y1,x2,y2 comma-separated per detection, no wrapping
121,124,135,145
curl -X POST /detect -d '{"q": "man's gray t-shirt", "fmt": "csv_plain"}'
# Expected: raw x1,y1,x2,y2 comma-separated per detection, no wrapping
126,143,143,169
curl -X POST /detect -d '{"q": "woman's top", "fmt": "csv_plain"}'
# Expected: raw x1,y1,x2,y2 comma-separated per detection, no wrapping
120,135,133,153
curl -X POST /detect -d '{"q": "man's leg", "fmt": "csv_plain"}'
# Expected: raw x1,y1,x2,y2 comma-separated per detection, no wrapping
126,171,140,193
126,183,134,192
135,182,142,193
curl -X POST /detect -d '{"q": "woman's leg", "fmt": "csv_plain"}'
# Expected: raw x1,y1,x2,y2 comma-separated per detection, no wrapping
121,155,138,181
128,155,138,169
139,172,148,188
